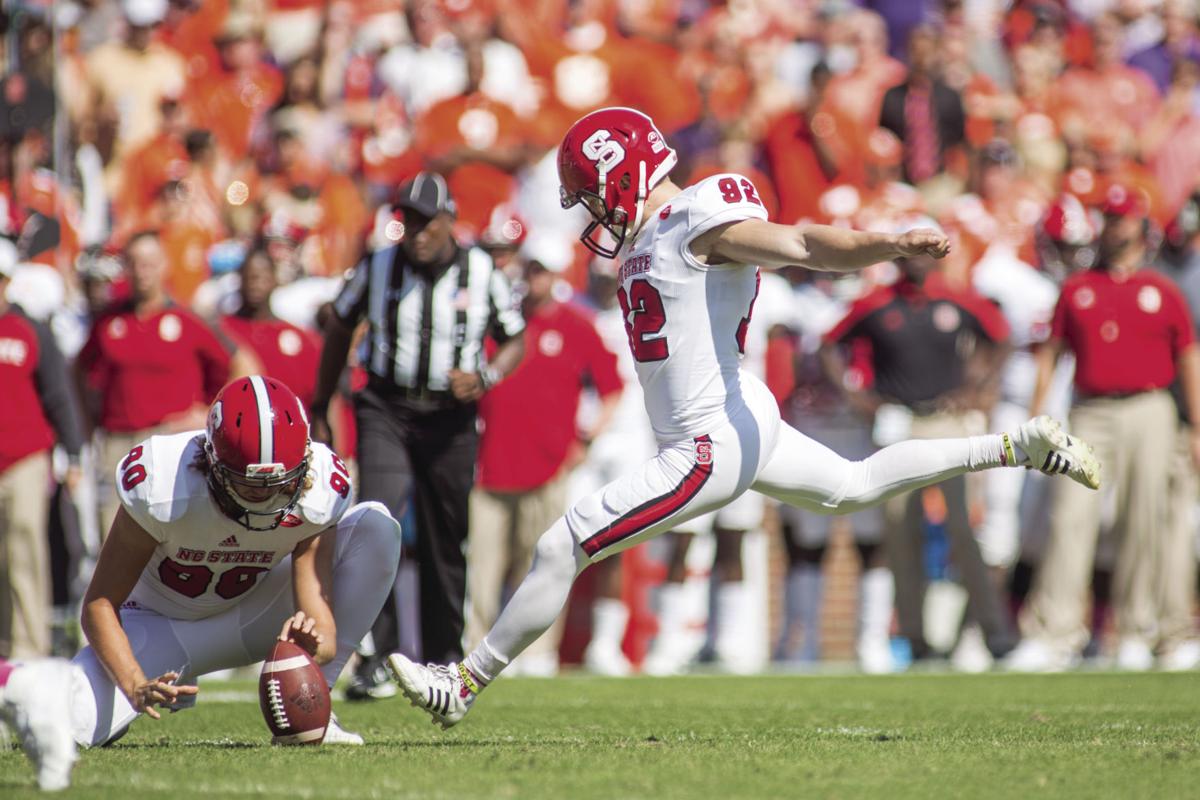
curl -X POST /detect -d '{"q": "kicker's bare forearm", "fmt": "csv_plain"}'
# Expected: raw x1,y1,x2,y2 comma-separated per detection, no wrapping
798,225,902,272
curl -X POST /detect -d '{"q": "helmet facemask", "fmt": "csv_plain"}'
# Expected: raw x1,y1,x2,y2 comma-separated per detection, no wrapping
204,439,309,531
562,185,630,259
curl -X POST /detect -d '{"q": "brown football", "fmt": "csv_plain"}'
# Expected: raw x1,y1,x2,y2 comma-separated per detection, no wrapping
258,639,330,745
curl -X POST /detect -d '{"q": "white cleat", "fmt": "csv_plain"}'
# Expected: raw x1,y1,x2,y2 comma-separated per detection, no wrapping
1159,640,1200,672
857,636,896,675
1011,416,1101,490
0,659,78,791
322,713,364,745
1114,638,1154,672
1004,638,1078,673
583,641,633,677
950,624,994,674
385,654,477,730
641,634,700,677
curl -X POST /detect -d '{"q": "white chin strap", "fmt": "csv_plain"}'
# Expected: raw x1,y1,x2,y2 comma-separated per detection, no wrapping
631,150,678,240
630,160,648,238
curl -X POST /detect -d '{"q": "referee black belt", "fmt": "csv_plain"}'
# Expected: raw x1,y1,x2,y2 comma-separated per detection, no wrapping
366,375,460,407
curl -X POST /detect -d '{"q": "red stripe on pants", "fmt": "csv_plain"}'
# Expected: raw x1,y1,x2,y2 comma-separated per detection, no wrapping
580,436,714,557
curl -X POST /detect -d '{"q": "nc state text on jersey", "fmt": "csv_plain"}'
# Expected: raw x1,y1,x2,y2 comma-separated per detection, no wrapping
174,547,277,564
619,254,652,283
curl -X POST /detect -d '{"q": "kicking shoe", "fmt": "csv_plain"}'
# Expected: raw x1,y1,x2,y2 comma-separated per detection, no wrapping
583,641,633,677
1010,416,1101,490
323,713,364,745
344,656,398,701
385,654,478,730
0,659,78,791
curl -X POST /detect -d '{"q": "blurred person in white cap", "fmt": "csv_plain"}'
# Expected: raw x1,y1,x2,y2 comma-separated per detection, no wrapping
0,236,85,660
463,232,623,676
85,0,185,183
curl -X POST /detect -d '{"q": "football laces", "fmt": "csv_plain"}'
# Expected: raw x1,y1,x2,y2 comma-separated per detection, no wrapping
266,678,289,730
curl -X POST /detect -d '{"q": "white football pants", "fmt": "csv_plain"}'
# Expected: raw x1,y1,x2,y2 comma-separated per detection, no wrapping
70,502,400,747
474,374,1002,672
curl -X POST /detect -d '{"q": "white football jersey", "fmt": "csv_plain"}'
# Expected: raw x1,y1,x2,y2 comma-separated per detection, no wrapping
617,173,769,441
740,269,795,379
117,431,354,620
971,243,1060,405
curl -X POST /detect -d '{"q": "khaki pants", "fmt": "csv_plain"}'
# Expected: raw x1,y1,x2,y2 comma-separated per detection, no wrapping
885,410,1009,651
0,451,51,658
464,473,568,658
1160,423,1198,650
96,428,163,540
1020,391,1177,652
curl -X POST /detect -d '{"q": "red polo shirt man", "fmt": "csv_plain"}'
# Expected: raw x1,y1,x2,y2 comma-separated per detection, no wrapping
218,247,322,408
76,231,250,537
465,234,623,676
0,240,84,658
1013,186,1200,673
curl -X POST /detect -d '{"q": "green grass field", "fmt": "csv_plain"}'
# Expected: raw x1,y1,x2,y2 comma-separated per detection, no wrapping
3,672,1198,798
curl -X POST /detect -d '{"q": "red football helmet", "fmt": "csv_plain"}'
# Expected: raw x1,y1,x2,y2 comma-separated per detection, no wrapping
1036,193,1099,278
558,107,678,258
205,376,311,531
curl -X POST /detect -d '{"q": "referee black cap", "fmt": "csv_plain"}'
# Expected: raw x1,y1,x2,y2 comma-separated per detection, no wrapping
397,172,457,218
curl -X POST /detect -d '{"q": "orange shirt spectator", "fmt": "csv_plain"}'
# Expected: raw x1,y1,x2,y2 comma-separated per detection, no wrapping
413,81,529,234
817,10,906,138
183,17,283,160
1054,14,1160,143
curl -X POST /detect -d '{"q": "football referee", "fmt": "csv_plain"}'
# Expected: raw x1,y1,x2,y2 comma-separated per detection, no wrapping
311,173,525,693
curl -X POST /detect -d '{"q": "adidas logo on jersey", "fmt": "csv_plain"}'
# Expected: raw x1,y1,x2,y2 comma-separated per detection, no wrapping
219,535,240,548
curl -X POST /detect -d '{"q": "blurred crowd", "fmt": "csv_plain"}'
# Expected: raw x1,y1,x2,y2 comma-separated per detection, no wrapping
2,0,1200,677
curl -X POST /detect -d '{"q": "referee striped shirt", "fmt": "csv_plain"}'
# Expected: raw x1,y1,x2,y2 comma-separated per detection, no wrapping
332,244,525,393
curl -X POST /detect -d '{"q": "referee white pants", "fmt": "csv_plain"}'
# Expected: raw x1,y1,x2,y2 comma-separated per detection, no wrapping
69,502,400,747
